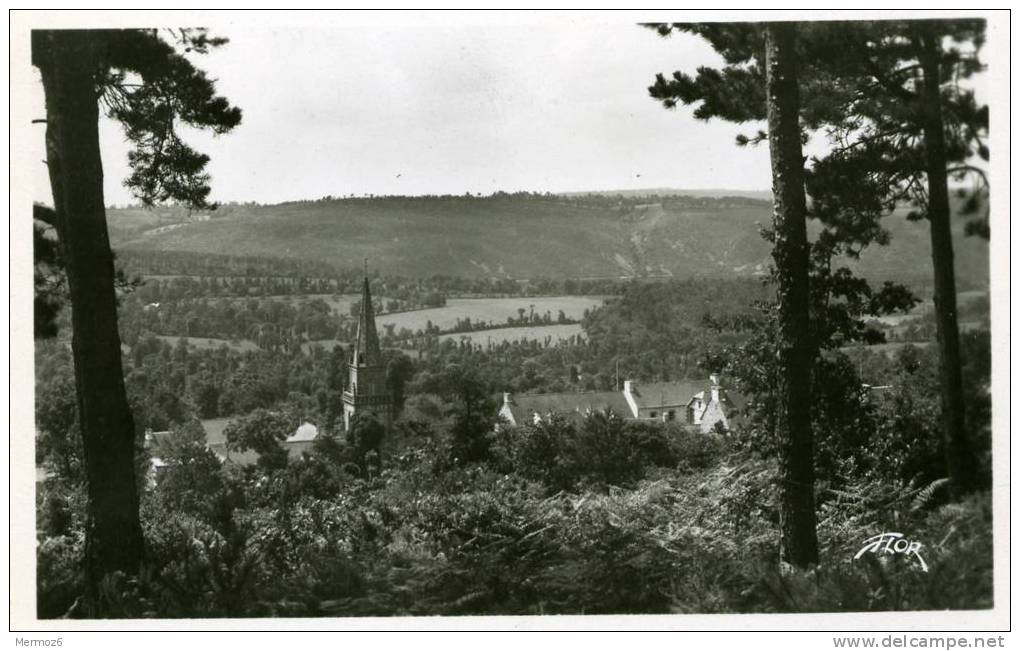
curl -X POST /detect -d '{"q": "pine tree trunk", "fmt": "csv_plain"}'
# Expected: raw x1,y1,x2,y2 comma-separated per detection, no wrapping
764,22,819,568
917,30,978,496
34,30,145,609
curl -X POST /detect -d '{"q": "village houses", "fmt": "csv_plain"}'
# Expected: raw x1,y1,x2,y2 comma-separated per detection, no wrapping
498,374,740,433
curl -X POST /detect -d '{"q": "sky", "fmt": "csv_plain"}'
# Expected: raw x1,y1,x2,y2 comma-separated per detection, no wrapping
27,19,792,206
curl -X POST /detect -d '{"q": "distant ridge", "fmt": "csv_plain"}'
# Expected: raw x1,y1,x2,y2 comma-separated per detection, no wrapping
557,188,773,201
107,192,987,290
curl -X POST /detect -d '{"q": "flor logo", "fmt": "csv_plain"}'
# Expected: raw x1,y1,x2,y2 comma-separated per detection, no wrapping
853,532,929,572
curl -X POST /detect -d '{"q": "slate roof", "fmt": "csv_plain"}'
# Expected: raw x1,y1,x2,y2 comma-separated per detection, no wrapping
504,378,748,427
148,418,321,467
630,381,706,409
632,380,745,412
507,391,631,424
352,276,382,366
200,417,231,445
287,421,319,443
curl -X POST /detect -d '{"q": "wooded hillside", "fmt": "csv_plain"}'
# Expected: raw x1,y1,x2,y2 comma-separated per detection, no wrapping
108,192,989,288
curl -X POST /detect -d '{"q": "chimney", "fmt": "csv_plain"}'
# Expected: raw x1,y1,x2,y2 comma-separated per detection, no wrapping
710,374,720,404
622,379,639,418
503,392,513,407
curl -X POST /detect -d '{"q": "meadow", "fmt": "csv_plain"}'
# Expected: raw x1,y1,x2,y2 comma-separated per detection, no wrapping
143,296,603,356
152,292,603,333
377,296,605,332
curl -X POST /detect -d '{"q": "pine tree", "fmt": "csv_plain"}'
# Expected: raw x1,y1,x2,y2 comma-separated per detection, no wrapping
763,22,819,568
803,20,987,495
647,17,988,498
647,21,822,567
32,28,240,611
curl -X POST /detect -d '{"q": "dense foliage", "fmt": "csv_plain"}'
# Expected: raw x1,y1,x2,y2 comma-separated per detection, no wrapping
37,414,992,617
35,267,993,616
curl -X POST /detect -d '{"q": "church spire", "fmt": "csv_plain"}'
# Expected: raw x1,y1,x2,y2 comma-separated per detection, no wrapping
352,265,381,366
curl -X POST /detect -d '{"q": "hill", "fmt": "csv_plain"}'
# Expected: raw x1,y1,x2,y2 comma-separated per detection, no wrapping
108,193,989,289
558,188,774,201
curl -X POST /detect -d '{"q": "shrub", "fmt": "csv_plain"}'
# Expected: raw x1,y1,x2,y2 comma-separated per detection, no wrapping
36,405,992,618
491,412,721,493
37,534,84,618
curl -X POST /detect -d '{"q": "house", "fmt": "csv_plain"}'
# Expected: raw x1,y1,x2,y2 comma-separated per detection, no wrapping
284,421,320,458
684,375,736,433
499,374,740,433
499,390,632,427
147,419,323,471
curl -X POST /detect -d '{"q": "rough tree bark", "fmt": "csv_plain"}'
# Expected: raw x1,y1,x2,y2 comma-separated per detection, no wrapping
764,22,819,569
34,30,145,605
917,28,978,497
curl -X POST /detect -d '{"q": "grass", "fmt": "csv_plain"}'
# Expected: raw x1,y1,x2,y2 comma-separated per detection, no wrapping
377,296,605,332
302,324,587,351
150,296,601,353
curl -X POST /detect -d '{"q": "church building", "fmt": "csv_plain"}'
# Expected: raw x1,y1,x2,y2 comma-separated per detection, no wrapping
342,273,393,431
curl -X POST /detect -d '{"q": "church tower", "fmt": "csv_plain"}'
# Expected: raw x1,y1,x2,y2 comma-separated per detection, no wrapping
342,271,392,431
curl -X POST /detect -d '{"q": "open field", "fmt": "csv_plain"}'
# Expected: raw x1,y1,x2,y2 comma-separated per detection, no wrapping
377,296,606,332
301,323,588,352
149,295,603,354
437,324,585,346
206,295,604,326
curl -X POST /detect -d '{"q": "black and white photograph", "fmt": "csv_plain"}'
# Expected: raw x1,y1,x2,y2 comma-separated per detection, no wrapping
9,8,1010,637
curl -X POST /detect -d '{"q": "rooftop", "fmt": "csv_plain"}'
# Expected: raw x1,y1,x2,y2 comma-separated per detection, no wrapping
148,418,322,467
506,390,631,423
629,380,706,408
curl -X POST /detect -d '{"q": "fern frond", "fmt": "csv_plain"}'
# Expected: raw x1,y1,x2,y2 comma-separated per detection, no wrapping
910,478,950,512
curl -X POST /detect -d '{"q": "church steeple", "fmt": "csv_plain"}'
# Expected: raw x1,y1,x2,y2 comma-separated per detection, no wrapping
342,261,393,432
352,264,381,367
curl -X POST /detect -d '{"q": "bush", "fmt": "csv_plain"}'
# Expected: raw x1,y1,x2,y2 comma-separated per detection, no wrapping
37,449,993,618
667,472,994,614
37,534,84,618
668,425,728,470
491,412,722,493
36,405,992,619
